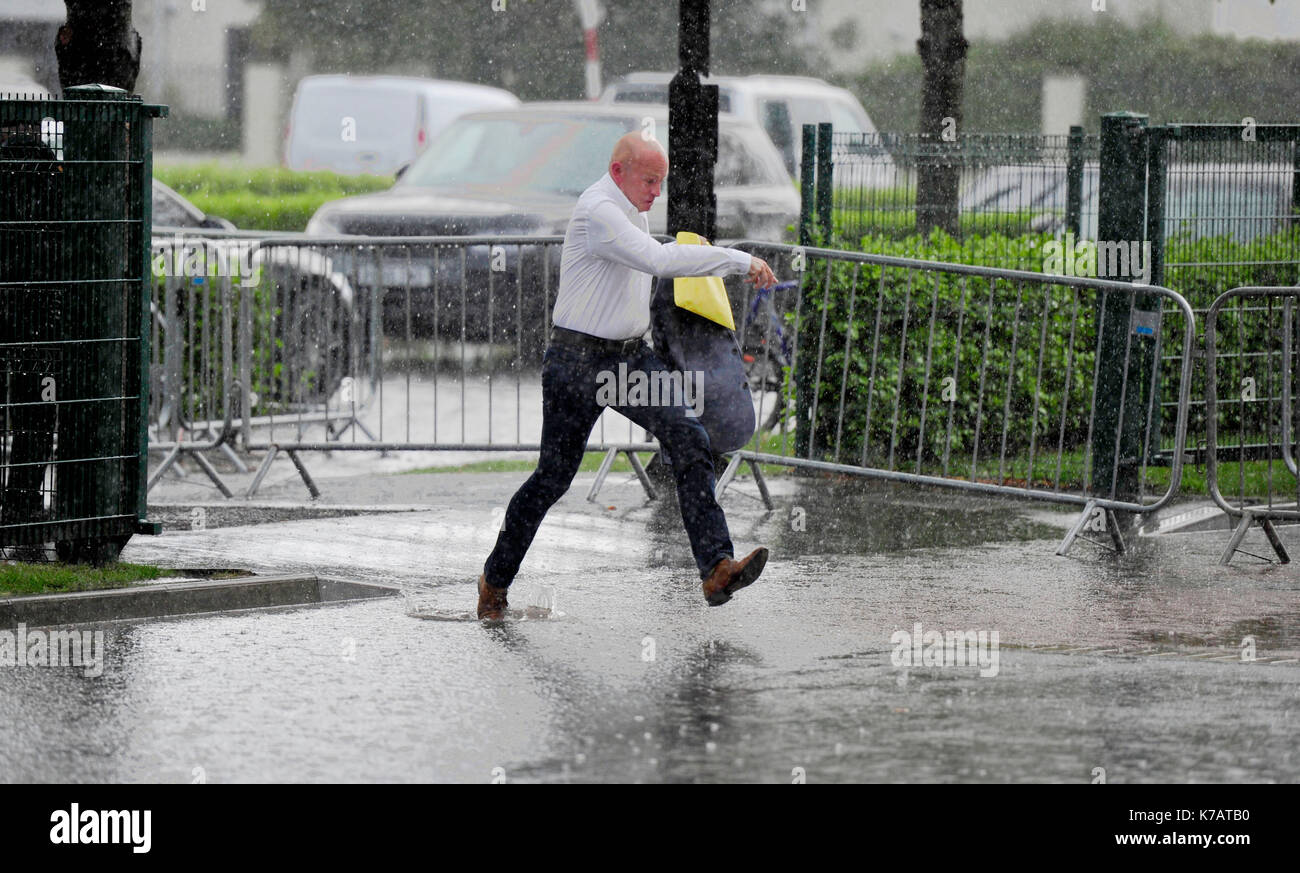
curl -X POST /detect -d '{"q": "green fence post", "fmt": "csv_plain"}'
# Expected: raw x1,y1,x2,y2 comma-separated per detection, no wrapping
1066,124,1083,237
815,122,833,242
1093,111,1159,511
56,86,131,545
794,125,828,460
1292,132,1300,223
799,124,816,246
1144,125,1172,288
137,97,166,534
42,85,165,561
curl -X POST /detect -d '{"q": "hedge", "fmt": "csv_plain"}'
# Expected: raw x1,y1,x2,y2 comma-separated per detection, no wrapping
154,164,392,231
787,229,1299,485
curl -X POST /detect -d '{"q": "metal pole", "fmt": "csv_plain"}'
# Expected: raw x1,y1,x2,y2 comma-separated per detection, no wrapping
816,121,833,241
1066,124,1083,238
1092,111,1154,509
575,0,604,100
667,0,717,241
799,124,816,247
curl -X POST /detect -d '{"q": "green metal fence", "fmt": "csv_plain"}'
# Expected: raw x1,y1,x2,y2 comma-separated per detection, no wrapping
0,85,165,563
1132,122,1300,474
803,125,1101,270
1147,123,1300,307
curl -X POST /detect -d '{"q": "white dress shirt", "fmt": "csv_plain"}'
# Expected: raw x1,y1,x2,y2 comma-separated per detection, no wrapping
551,172,753,340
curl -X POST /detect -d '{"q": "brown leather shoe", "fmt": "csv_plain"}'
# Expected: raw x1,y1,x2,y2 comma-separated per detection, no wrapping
477,574,508,621
701,547,769,606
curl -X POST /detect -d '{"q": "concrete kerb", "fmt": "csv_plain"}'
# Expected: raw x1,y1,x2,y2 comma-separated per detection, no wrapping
0,574,399,628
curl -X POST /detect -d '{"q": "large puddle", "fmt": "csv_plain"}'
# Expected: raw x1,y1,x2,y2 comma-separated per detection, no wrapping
4,478,1298,782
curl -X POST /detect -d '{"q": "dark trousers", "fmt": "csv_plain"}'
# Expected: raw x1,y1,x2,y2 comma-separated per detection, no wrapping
483,338,733,587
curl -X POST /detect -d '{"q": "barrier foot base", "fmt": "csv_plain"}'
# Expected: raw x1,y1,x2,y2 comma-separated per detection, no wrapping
245,446,279,499
219,441,249,474
1220,512,1291,565
146,446,182,493
188,449,234,499
749,458,775,511
586,448,619,503
625,450,657,502
1106,509,1127,554
1057,500,1096,556
1261,518,1291,563
714,453,744,498
287,449,322,500
1058,500,1126,556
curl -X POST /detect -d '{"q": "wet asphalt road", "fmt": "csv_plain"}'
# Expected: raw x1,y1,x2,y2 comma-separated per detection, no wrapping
2,467,1298,783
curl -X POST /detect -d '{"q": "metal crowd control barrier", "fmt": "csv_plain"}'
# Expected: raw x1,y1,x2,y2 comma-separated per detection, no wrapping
726,241,1197,555
1205,287,1300,564
144,231,1203,560
146,258,240,497
147,233,662,500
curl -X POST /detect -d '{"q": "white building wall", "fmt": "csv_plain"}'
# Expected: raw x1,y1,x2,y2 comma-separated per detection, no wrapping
132,0,262,118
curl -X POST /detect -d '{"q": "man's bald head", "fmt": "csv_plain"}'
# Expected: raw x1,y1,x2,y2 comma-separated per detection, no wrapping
609,132,668,213
610,132,667,170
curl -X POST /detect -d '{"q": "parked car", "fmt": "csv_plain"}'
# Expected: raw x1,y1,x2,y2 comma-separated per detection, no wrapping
285,75,520,176
960,162,1296,243
305,101,800,351
600,72,886,180
152,178,237,231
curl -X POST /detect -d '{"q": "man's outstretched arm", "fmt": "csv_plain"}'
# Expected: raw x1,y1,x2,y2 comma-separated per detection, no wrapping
587,201,776,287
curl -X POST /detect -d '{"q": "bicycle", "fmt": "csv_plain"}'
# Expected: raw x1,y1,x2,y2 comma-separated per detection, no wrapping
737,279,797,433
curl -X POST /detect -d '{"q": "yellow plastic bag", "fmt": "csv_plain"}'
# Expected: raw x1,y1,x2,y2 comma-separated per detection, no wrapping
672,231,736,330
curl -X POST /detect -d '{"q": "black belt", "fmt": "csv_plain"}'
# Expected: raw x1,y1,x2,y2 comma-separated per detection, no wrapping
550,326,643,356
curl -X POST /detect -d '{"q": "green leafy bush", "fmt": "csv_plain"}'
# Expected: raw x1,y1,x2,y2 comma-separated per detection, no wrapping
793,231,1096,483
788,229,1299,486
1164,230,1300,311
154,164,392,231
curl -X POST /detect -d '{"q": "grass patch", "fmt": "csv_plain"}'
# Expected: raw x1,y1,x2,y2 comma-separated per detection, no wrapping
788,440,1297,501
403,453,635,476
388,428,1299,497
1155,459,1299,501
0,562,169,598
401,449,798,479
743,424,1300,500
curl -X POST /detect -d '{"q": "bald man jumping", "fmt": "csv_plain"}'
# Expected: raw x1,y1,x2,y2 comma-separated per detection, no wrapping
476,132,778,620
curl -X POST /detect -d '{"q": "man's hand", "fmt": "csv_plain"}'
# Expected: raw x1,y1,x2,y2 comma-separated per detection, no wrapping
746,256,777,289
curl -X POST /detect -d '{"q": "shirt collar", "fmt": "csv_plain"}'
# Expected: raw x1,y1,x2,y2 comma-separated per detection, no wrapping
599,172,640,218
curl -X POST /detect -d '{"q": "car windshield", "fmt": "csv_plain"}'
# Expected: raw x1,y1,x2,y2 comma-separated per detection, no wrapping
400,116,645,196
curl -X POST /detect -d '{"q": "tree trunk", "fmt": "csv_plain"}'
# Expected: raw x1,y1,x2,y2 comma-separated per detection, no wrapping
56,0,141,93
915,0,966,236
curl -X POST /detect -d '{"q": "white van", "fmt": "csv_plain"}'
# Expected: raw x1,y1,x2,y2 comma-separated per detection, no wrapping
601,73,882,179
285,75,519,175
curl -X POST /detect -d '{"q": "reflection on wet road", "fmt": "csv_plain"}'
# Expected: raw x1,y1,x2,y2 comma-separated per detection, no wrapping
3,476,1297,782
